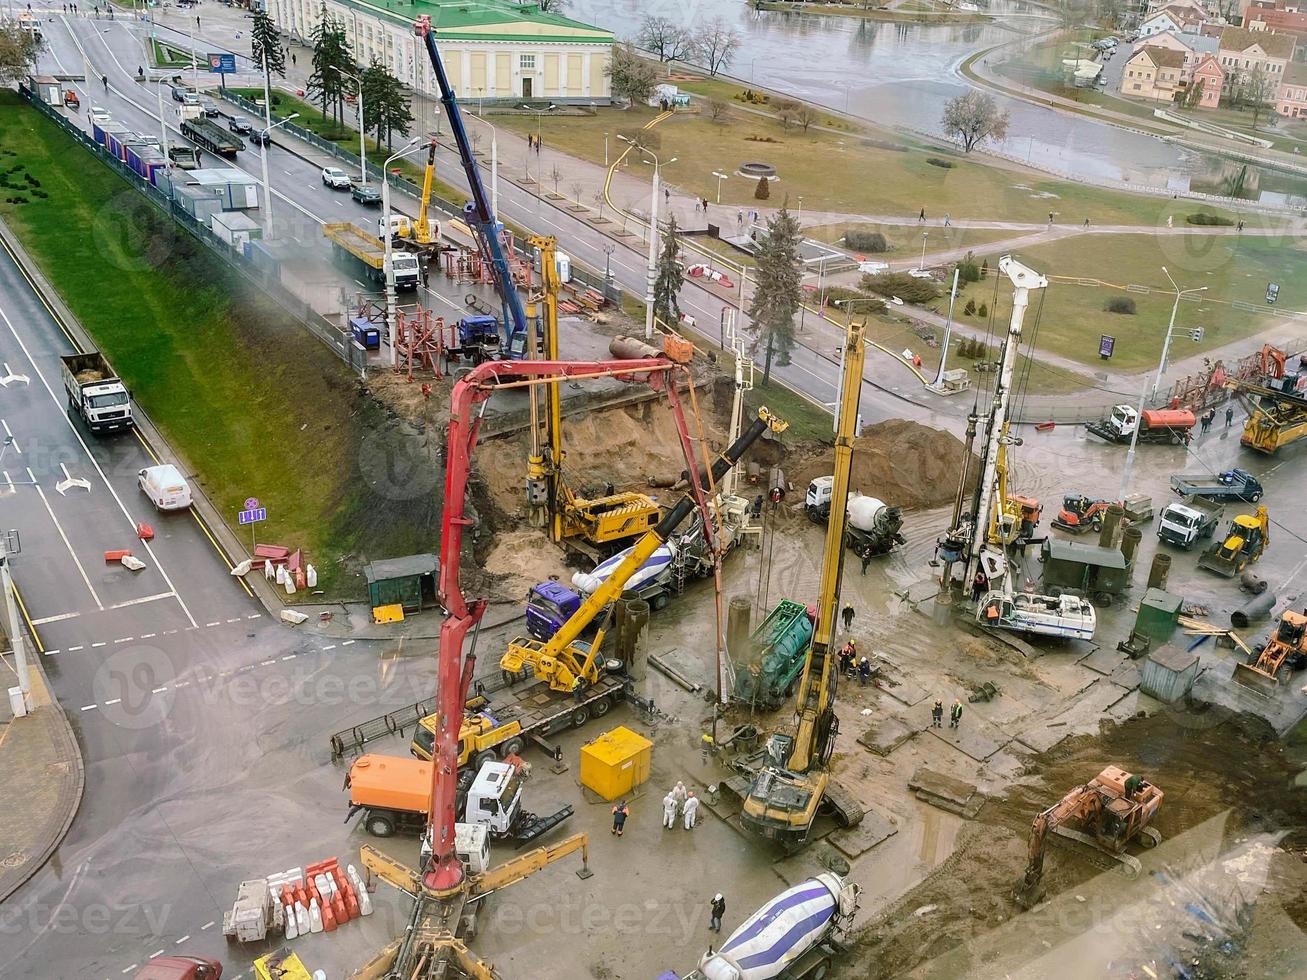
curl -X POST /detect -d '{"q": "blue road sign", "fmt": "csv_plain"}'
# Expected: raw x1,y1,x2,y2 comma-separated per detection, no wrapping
238,507,267,526
208,53,237,74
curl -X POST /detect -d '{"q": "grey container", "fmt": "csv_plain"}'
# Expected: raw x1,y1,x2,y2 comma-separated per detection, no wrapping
1139,644,1200,703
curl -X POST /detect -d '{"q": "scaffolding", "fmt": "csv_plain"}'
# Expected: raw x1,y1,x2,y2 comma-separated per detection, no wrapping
394,304,450,379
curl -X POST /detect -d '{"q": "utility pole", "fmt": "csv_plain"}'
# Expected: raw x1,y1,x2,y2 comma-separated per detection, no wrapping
645,164,659,339
1,532,31,716
964,256,1047,591
930,268,961,390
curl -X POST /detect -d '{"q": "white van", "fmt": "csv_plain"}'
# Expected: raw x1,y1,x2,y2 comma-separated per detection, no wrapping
138,464,193,511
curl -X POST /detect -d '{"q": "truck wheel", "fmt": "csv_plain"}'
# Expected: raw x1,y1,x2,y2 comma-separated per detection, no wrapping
571,706,590,728
474,749,497,770
500,737,524,757
810,959,832,980
1091,518,1102,532
652,593,669,611
366,813,395,837
592,696,611,717
1250,491,1263,502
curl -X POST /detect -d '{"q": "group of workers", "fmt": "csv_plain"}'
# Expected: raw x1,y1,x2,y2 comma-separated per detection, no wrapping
838,639,874,685
662,781,700,830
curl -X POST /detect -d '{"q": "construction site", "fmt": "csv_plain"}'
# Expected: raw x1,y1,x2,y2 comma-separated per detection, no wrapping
5,9,1307,980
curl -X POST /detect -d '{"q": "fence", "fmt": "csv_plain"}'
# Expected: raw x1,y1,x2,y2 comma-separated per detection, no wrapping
21,88,367,374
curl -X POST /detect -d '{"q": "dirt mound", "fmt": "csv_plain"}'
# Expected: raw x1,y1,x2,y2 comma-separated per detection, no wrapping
482,528,567,598
791,419,978,510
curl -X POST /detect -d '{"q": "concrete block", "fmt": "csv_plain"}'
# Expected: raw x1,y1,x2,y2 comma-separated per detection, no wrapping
856,715,921,757
828,810,898,858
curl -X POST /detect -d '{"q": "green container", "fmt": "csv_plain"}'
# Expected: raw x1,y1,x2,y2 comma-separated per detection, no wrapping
1134,588,1183,643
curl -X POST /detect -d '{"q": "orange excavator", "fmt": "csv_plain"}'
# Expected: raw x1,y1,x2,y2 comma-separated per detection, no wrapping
1015,766,1163,908
1052,494,1121,534
1235,610,1307,691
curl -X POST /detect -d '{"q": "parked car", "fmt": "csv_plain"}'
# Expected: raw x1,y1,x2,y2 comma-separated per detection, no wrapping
322,166,352,189
138,464,193,511
351,181,382,205
248,129,271,146
198,98,219,117
88,105,111,124
227,117,251,134
133,954,221,979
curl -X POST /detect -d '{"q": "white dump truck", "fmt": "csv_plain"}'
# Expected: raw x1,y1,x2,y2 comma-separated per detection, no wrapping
60,350,133,434
679,873,860,980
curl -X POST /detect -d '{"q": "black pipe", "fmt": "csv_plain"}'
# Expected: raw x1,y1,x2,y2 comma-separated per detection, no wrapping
656,414,771,536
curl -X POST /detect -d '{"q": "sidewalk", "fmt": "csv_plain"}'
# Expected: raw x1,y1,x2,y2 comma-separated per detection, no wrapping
0,644,85,904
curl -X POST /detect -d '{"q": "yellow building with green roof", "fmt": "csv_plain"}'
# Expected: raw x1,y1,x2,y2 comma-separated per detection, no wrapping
270,0,615,102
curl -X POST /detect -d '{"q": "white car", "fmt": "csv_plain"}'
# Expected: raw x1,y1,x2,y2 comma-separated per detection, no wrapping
138,464,193,511
322,166,351,190
88,106,111,124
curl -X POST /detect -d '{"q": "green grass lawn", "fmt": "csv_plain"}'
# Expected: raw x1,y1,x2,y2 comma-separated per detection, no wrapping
0,91,434,597
804,220,1019,255
494,100,1205,228
969,232,1304,372
150,38,194,70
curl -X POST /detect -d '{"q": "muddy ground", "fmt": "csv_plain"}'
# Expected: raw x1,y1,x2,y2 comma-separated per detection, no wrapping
843,710,1307,980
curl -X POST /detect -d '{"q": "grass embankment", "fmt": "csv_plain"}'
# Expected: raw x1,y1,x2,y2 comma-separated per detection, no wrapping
0,90,434,597
150,38,194,70
493,98,1203,227
804,221,1018,254
973,233,1305,372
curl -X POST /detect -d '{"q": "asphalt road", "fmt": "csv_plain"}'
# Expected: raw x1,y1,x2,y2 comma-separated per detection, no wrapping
34,12,935,430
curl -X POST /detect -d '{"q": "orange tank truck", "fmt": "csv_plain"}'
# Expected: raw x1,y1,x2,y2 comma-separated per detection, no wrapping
344,754,432,836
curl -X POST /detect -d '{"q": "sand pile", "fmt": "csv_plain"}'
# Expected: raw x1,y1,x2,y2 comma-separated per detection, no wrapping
793,419,978,510
482,528,565,597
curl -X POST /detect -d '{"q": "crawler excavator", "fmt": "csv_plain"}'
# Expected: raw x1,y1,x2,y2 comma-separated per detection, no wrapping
732,321,868,849
1015,766,1163,909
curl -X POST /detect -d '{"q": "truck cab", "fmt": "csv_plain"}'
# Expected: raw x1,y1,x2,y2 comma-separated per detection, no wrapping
134,956,222,980
463,761,526,836
526,580,581,640
387,251,420,291
1157,498,1220,549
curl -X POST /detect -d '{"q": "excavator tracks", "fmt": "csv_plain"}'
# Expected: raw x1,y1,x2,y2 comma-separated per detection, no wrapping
1050,824,1159,880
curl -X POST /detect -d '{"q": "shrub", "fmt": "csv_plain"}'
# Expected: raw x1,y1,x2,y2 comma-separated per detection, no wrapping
926,157,956,169
754,176,770,200
862,272,939,304
1186,212,1234,226
956,256,981,283
822,287,887,314
962,298,977,316
844,230,887,252
979,258,988,279
977,303,988,318
1104,296,1136,315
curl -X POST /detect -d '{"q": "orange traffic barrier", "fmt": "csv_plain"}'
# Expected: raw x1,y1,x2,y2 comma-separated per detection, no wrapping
332,891,347,923
104,550,131,562
136,523,154,541
345,889,360,920
321,900,337,932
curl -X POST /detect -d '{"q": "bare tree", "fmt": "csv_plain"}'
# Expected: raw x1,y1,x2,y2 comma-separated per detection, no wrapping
570,180,585,204
550,165,563,194
796,105,820,132
605,43,658,107
638,16,695,62
593,191,606,220
775,98,801,129
696,18,741,78
1243,65,1278,127
707,98,729,123
536,0,569,11
941,90,1010,152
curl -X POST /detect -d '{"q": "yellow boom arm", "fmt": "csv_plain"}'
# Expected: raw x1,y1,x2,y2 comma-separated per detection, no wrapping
416,140,437,245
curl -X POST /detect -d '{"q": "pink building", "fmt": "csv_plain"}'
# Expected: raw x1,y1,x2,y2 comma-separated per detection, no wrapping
1191,53,1226,107
1275,60,1307,116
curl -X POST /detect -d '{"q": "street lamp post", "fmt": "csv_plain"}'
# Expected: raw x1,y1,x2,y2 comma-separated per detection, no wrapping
604,131,609,168
331,65,367,183
382,137,425,368
918,231,928,273
797,195,803,225
257,108,299,239
618,134,675,339
712,170,729,203
1152,266,1207,399
468,108,499,216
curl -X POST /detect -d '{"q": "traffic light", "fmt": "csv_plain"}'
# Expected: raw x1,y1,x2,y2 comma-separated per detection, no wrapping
1189,327,1204,342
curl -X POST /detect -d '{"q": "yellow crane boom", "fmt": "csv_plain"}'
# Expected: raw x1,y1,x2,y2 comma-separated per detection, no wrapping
416,139,439,246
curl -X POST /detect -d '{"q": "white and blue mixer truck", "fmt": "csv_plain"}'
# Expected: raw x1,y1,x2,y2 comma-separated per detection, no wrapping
675,874,860,980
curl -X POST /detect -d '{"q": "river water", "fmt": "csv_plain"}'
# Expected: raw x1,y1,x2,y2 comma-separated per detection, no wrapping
569,0,1307,204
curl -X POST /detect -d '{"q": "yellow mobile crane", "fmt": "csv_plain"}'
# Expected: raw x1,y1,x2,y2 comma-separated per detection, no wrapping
735,322,867,848
525,234,667,552
414,139,440,251
1229,376,1307,454
507,404,787,692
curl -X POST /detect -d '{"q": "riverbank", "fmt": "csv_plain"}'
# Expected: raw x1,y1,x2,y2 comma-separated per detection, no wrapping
751,0,992,24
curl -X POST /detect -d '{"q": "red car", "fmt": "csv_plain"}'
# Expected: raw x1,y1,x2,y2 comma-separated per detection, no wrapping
135,955,222,980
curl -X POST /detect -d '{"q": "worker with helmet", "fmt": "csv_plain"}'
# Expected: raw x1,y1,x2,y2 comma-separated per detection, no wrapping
858,657,872,685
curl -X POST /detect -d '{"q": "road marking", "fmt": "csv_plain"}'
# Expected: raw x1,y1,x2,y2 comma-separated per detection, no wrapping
31,611,81,625
110,591,177,610
247,613,261,619
91,641,106,649
261,659,276,666
227,617,241,623
205,621,220,628
281,654,296,660
163,629,178,635
140,632,156,638
1,418,19,453
0,298,198,628
114,637,134,644
81,704,97,711
68,645,83,651
200,921,214,930
341,639,355,646
149,949,164,959
152,686,167,693
104,698,120,705
42,649,60,657
31,478,103,610
174,935,190,944
122,967,137,975
322,644,336,650
174,680,189,688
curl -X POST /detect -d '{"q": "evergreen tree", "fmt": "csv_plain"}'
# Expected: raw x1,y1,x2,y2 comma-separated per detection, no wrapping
307,6,352,126
362,58,413,150
653,214,685,327
746,206,802,386
250,10,285,90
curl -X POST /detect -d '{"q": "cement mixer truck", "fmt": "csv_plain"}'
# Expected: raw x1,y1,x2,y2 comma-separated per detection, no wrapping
806,476,905,559
678,873,860,980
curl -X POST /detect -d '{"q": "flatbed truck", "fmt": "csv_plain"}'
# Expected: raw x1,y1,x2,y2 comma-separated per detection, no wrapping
323,222,420,290
179,117,241,157
1170,469,1264,503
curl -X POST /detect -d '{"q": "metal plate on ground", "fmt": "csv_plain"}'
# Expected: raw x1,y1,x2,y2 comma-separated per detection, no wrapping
772,840,849,885
828,810,897,858
908,767,984,818
881,678,929,708
1079,646,1128,675
926,716,1009,761
1015,721,1072,754
856,715,921,756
